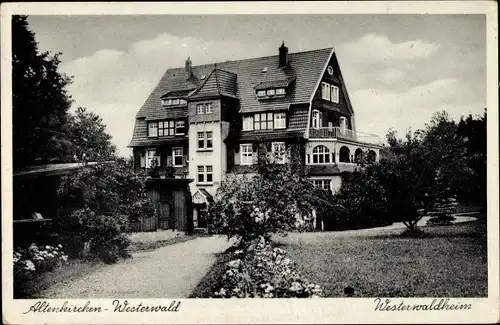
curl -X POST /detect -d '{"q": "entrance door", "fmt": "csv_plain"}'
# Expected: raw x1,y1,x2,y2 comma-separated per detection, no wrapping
158,201,172,230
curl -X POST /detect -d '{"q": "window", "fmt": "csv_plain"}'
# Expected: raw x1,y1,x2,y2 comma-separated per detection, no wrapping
313,179,332,191
197,104,204,114
266,89,275,96
257,90,266,97
331,85,339,103
254,112,273,130
198,132,205,149
312,110,322,129
197,165,213,184
276,88,286,95
205,103,213,114
172,147,183,166
197,131,213,150
159,120,175,136
274,112,286,129
240,144,253,165
148,122,158,137
254,113,261,130
197,166,205,183
322,82,340,103
162,98,187,106
272,142,286,164
146,150,160,168
206,131,213,149
206,166,213,183
321,82,331,101
312,145,331,164
175,120,186,135
339,116,347,135
243,116,254,131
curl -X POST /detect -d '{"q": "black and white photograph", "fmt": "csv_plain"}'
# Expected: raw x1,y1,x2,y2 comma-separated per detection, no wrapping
2,2,498,324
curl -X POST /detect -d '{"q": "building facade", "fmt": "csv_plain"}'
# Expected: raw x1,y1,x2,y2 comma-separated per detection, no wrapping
129,43,381,231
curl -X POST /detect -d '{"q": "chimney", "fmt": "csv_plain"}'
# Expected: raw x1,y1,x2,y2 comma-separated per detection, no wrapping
185,56,193,78
279,41,289,68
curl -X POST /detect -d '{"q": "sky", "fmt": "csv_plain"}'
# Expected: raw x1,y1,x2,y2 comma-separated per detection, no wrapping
26,14,486,157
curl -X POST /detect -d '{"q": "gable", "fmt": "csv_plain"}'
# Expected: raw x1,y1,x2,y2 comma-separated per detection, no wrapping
310,51,353,117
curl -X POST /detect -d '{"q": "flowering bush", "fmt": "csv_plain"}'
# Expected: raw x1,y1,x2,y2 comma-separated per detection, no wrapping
206,146,337,242
213,236,324,298
14,243,69,297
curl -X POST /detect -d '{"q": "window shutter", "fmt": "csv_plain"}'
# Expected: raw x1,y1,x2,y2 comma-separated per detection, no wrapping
235,145,240,153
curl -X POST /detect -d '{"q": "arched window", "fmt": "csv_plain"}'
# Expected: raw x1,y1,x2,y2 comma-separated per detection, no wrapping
339,146,350,163
354,148,364,163
368,150,377,162
312,145,330,164
312,110,322,129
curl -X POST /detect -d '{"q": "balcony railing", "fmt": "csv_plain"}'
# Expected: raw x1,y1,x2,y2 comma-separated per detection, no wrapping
309,126,380,145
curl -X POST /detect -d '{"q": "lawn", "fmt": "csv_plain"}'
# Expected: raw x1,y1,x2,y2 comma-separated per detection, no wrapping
272,220,488,297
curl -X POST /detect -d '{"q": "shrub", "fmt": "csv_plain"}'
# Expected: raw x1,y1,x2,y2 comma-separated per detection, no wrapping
427,196,458,226
55,208,131,263
13,243,69,297
56,159,153,262
213,236,324,298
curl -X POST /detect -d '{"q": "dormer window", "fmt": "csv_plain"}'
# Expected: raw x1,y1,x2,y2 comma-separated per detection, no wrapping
161,98,187,107
256,87,286,99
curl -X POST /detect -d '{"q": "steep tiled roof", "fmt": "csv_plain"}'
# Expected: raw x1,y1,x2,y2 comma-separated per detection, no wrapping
189,68,238,99
161,89,194,98
135,47,332,119
131,47,334,147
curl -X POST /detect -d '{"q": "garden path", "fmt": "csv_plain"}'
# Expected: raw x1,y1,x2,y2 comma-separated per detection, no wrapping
42,235,235,298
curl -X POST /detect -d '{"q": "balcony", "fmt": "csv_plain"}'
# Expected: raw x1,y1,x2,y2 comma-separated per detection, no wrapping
309,127,380,145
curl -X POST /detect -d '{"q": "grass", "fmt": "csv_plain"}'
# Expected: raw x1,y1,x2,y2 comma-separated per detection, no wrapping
273,220,487,297
128,230,202,253
189,245,238,298
128,235,200,253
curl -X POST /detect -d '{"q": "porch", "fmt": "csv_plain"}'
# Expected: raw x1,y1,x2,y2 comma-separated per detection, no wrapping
309,126,380,146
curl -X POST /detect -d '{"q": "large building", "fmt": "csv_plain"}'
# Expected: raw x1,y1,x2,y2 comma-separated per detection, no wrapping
129,42,381,231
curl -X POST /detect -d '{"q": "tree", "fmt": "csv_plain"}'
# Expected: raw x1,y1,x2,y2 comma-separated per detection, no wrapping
66,107,117,162
376,112,471,232
457,110,487,208
12,15,74,167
